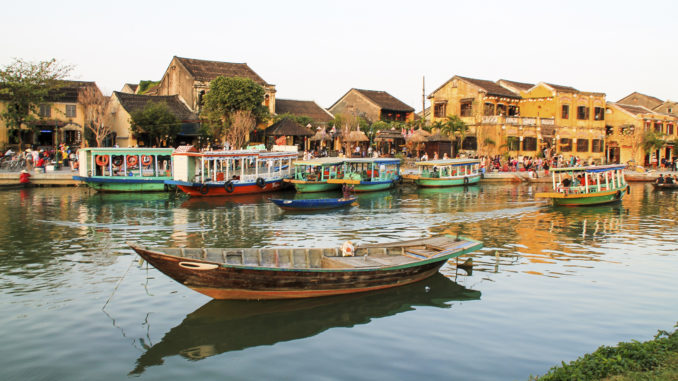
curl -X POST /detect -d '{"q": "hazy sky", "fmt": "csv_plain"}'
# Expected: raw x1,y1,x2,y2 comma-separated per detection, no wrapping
2,0,676,112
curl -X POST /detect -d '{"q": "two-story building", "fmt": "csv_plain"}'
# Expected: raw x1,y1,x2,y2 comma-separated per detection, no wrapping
328,88,414,123
605,102,676,166
155,56,276,115
0,80,101,149
429,75,607,162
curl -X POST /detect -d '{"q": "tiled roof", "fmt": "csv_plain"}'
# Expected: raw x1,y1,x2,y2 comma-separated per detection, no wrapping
175,56,268,85
354,89,415,112
275,99,334,123
46,80,98,103
617,92,663,108
265,117,314,136
124,83,139,92
615,103,655,115
498,79,534,92
457,76,521,99
545,83,579,93
113,91,198,121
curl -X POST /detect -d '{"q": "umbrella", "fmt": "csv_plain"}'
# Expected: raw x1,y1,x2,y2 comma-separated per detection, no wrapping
406,129,431,143
309,129,332,141
343,130,369,142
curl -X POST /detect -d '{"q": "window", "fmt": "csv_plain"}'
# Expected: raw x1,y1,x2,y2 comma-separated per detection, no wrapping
496,103,507,116
508,105,519,117
668,124,674,135
645,121,651,131
460,100,473,117
507,136,520,151
561,104,569,119
576,139,589,152
39,104,51,118
592,139,604,152
522,137,537,151
461,136,477,150
593,107,604,120
560,138,572,152
605,125,614,136
654,122,662,133
433,102,447,118
483,102,495,116
65,104,77,118
576,106,589,120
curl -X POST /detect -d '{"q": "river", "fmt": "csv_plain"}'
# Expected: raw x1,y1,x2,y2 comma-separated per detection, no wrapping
1,183,676,380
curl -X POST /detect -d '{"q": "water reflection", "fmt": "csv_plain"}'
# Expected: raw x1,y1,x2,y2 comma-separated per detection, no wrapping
129,273,480,375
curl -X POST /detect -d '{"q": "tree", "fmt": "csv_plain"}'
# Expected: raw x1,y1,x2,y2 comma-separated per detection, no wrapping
442,115,468,153
0,58,72,148
201,76,269,148
130,101,181,147
78,85,111,147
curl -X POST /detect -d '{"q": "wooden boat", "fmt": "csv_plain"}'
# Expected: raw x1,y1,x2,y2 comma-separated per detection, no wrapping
652,182,678,190
129,273,480,374
403,159,482,187
128,235,483,300
327,158,402,192
284,157,345,193
270,196,357,210
166,146,297,197
535,164,629,206
73,147,174,192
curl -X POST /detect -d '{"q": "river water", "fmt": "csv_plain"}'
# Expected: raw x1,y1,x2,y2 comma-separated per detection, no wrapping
1,183,676,380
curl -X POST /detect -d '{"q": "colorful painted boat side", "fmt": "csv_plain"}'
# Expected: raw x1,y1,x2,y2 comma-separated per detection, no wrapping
535,164,629,206
73,147,175,192
270,196,357,210
407,159,482,188
288,157,345,193
326,158,402,192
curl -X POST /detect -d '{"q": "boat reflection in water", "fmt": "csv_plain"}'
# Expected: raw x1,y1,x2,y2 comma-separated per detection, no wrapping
129,273,480,375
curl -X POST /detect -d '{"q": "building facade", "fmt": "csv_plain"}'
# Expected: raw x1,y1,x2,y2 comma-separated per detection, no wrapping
328,88,414,123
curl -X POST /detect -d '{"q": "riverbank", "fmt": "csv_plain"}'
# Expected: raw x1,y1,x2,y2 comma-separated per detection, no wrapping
532,324,678,380
0,167,79,187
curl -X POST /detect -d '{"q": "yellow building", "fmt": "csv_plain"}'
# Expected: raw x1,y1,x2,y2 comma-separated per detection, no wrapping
429,75,607,162
0,80,100,149
604,102,676,166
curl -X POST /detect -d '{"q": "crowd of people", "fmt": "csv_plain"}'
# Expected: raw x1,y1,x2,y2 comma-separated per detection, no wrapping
1,144,79,173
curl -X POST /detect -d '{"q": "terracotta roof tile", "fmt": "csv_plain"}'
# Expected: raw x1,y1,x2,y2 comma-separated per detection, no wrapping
457,76,521,99
354,89,415,112
113,91,198,121
265,117,314,136
175,56,268,85
275,99,334,123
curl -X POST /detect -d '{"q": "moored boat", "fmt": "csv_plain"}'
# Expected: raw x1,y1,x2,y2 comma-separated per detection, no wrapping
73,147,174,192
403,158,481,187
270,196,357,211
166,146,297,197
326,157,402,192
652,182,678,190
535,164,629,206
128,235,483,300
285,157,345,193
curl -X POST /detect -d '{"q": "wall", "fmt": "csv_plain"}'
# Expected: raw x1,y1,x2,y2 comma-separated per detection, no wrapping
328,91,381,122
105,94,136,148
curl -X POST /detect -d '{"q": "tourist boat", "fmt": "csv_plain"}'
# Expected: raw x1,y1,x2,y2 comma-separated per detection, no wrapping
404,159,482,187
535,164,629,206
652,182,678,190
166,146,297,197
327,158,402,192
128,234,483,300
73,147,174,192
270,196,357,211
285,157,345,193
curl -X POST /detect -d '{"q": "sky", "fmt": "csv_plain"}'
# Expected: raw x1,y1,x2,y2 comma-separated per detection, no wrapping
1,0,676,112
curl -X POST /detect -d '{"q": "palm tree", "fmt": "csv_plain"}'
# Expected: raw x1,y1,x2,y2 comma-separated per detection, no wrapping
442,115,468,154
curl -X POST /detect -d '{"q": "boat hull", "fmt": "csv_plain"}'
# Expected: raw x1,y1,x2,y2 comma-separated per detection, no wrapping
416,175,481,188
652,183,678,190
133,246,447,299
271,197,356,211
173,179,284,197
73,176,169,192
293,182,341,193
537,188,627,207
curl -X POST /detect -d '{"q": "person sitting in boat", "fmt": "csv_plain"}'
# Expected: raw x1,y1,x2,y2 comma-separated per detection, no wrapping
561,177,572,187
656,174,665,184
443,153,449,159
665,175,674,184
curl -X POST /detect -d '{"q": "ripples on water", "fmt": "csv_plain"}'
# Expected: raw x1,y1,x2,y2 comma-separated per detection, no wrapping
0,183,677,380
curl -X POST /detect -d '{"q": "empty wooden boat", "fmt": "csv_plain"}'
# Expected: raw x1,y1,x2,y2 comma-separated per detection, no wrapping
128,235,482,300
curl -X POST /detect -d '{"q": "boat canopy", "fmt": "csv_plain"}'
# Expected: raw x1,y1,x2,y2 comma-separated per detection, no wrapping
294,158,345,166
343,158,401,165
82,147,174,155
550,164,627,174
415,159,480,167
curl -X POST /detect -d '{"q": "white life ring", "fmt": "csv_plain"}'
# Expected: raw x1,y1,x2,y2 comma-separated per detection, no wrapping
341,241,355,257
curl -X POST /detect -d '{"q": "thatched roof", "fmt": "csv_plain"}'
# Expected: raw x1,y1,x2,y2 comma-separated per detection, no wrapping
375,128,405,141
265,118,314,136
427,133,452,142
343,130,369,142
406,129,431,143
309,129,332,141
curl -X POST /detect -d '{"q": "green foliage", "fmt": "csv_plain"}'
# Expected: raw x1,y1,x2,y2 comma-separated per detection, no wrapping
137,80,159,94
0,58,72,146
483,137,496,146
442,115,468,151
641,131,666,153
533,324,678,381
130,101,181,146
201,76,269,142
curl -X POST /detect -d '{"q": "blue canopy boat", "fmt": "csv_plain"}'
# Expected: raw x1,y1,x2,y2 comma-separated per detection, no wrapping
270,196,357,211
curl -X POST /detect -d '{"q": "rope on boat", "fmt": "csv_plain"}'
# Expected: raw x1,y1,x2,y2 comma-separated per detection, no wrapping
102,256,136,311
